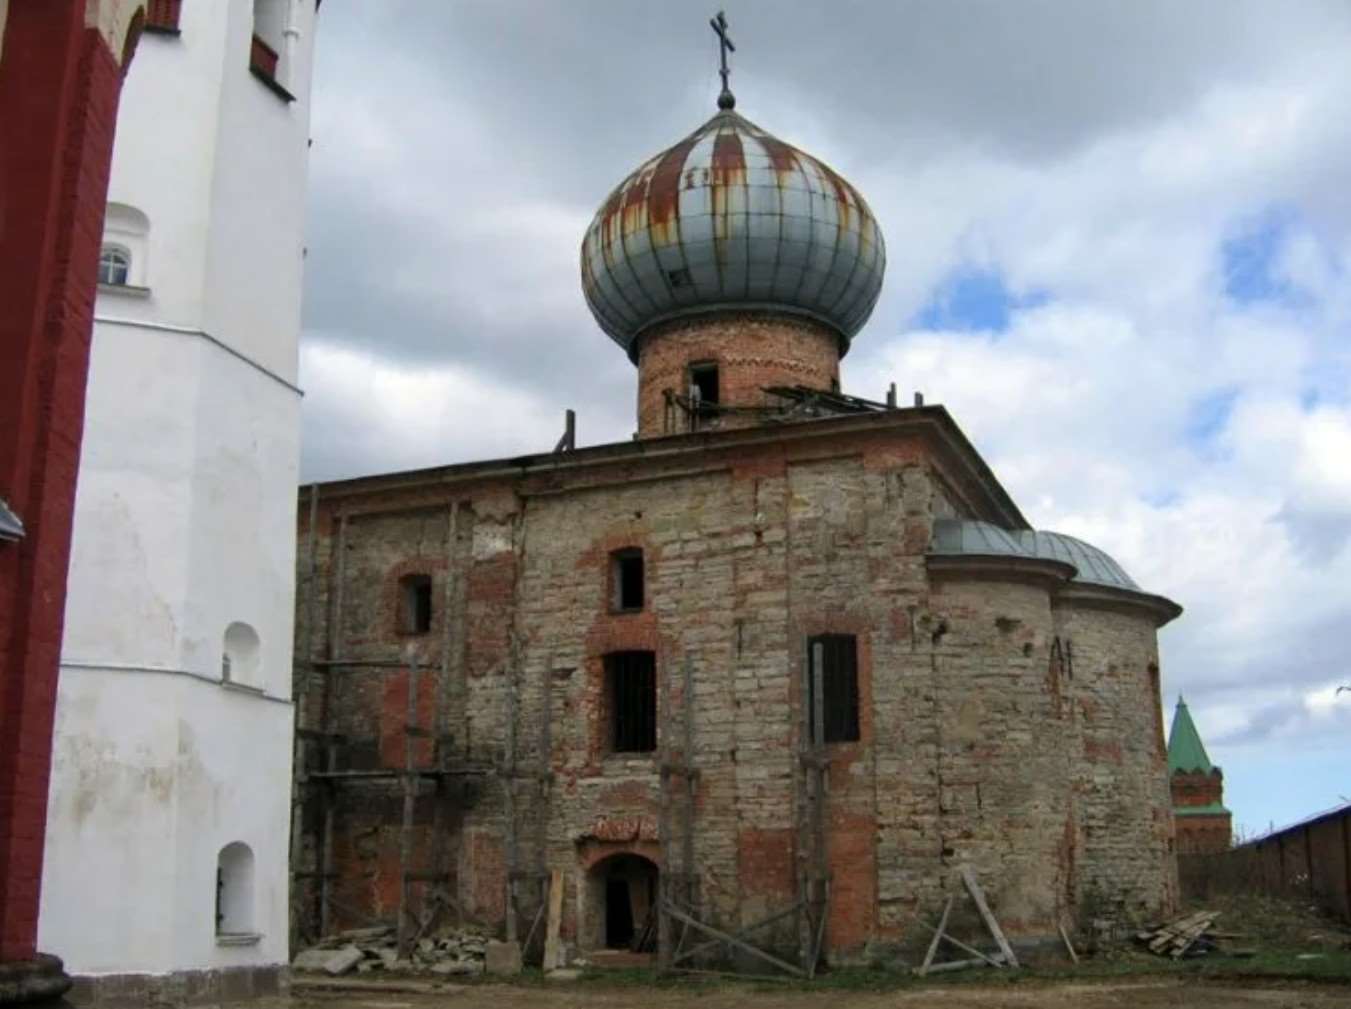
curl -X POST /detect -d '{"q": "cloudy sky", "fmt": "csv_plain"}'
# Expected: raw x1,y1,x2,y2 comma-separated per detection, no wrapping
299,1,1351,838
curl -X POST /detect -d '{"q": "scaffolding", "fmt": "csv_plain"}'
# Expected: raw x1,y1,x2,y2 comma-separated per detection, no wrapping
289,494,489,957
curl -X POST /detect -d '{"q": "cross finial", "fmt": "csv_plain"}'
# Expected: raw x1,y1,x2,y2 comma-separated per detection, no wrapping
710,10,736,110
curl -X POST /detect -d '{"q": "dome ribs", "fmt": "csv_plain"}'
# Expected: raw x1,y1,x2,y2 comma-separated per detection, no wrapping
644,135,701,239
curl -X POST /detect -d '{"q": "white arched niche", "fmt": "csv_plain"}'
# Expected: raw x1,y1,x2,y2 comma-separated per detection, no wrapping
216,841,257,938
221,621,261,686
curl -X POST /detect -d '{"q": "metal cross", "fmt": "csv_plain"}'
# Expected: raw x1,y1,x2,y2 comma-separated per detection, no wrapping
710,10,736,110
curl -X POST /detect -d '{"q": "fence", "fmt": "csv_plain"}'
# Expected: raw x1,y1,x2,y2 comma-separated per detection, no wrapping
1178,803,1351,924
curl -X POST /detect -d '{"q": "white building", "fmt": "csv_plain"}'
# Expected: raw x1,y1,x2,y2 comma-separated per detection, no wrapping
39,0,317,997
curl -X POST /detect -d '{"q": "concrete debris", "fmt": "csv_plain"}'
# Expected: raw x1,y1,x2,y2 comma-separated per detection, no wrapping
294,925,492,977
483,940,523,976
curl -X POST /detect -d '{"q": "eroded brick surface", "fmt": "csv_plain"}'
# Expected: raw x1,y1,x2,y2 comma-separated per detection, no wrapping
292,413,1177,962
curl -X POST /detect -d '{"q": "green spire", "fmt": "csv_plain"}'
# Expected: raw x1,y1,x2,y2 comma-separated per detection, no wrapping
1167,695,1214,774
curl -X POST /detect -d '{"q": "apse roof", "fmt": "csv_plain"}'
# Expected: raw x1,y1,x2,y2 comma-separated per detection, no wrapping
929,518,1140,591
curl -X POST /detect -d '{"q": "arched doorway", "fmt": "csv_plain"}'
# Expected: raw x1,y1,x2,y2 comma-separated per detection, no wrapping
585,852,659,951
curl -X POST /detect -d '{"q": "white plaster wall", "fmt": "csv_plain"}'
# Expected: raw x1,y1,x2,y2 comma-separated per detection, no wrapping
41,0,315,979
203,0,316,383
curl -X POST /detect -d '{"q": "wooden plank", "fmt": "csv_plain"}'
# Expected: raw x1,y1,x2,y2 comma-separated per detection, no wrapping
682,653,696,912
657,655,674,971
912,910,1003,967
1059,922,1079,964
915,953,1007,975
503,655,519,943
918,895,954,976
959,865,1019,968
396,653,420,956
671,901,803,966
663,902,806,978
542,869,565,971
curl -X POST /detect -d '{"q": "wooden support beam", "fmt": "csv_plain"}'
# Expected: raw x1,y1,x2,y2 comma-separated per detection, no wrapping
542,869,564,971
670,901,803,966
918,895,954,976
396,653,420,957
959,865,1019,968
663,903,806,978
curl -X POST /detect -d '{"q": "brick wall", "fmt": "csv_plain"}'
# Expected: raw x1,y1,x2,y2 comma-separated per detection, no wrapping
634,312,841,437
293,418,1177,960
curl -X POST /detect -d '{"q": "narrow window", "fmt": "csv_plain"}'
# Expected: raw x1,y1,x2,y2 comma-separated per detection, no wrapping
607,651,656,753
688,361,719,406
807,634,860,743
144,0,182,33
98,245,131,286
612,548,644,612
400,574,433,634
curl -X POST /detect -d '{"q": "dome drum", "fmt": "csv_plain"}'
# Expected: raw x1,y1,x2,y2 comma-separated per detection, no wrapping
582,110,886,360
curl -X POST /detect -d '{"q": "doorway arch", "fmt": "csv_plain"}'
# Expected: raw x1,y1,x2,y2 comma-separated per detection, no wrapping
584,852,659,951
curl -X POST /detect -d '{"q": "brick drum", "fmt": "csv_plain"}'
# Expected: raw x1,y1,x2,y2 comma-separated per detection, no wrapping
291,397,1180,964
635,312,842,437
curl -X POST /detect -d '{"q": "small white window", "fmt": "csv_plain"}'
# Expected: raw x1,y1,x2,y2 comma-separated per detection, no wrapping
100,203,150,289
98,245,130,286
222,622,261,684
216,841,256,936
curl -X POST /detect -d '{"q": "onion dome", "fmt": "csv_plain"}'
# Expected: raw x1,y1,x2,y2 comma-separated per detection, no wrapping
581,109,886,360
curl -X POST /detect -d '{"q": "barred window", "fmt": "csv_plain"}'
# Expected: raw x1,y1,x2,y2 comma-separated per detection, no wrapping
607,651,656,753
807,634,859,743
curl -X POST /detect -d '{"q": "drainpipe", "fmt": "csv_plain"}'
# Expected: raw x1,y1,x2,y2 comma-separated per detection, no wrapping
282,0,301,89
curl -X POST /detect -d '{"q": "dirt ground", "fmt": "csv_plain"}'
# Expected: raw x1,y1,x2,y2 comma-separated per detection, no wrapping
284,979,1351,1009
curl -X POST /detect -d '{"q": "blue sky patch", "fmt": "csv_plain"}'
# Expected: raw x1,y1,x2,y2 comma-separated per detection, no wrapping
1186,386,1240,446
1222,207,1300,307
914,266,1048,332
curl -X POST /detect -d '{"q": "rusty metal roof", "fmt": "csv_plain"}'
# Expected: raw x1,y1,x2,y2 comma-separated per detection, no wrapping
930,519,1142,592
581,109,886,360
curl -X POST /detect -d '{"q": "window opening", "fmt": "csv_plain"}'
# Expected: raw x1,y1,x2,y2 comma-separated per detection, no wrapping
807,634,860,743
612,549,644,612
607,651,656,753
145,0,182,33
98,245,130,286
688,361,719,407
400,574,433,635
667,267,693,288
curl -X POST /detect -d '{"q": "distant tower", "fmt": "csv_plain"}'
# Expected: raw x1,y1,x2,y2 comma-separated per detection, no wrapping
1167,697,1232,853
39,0,318,996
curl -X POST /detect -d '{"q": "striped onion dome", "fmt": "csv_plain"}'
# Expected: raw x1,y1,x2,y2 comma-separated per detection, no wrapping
581,109,886,360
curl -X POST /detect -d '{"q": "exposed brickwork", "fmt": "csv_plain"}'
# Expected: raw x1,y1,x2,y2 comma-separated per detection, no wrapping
1172,769,1231,854
0,1,130,962
293,409,1179,962
635,313,842,437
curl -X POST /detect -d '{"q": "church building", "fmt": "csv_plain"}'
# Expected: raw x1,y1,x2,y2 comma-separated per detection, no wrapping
290,41,1182,967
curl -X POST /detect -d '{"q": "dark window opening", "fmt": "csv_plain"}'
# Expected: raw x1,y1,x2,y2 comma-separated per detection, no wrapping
612,549,644,612
688,361,719,406
400,574,433,635
667,267,693,288
607,651,656,753
145,0,182,33
807,634,860,743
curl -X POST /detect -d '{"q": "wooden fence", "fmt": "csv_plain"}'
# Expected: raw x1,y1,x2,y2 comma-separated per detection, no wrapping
1179,803,1351,924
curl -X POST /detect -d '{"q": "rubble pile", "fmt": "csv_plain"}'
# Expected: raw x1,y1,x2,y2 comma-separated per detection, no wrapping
292,924,492,977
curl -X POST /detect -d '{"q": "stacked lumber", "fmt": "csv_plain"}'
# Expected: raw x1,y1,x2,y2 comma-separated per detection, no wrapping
1135,910,1220,958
